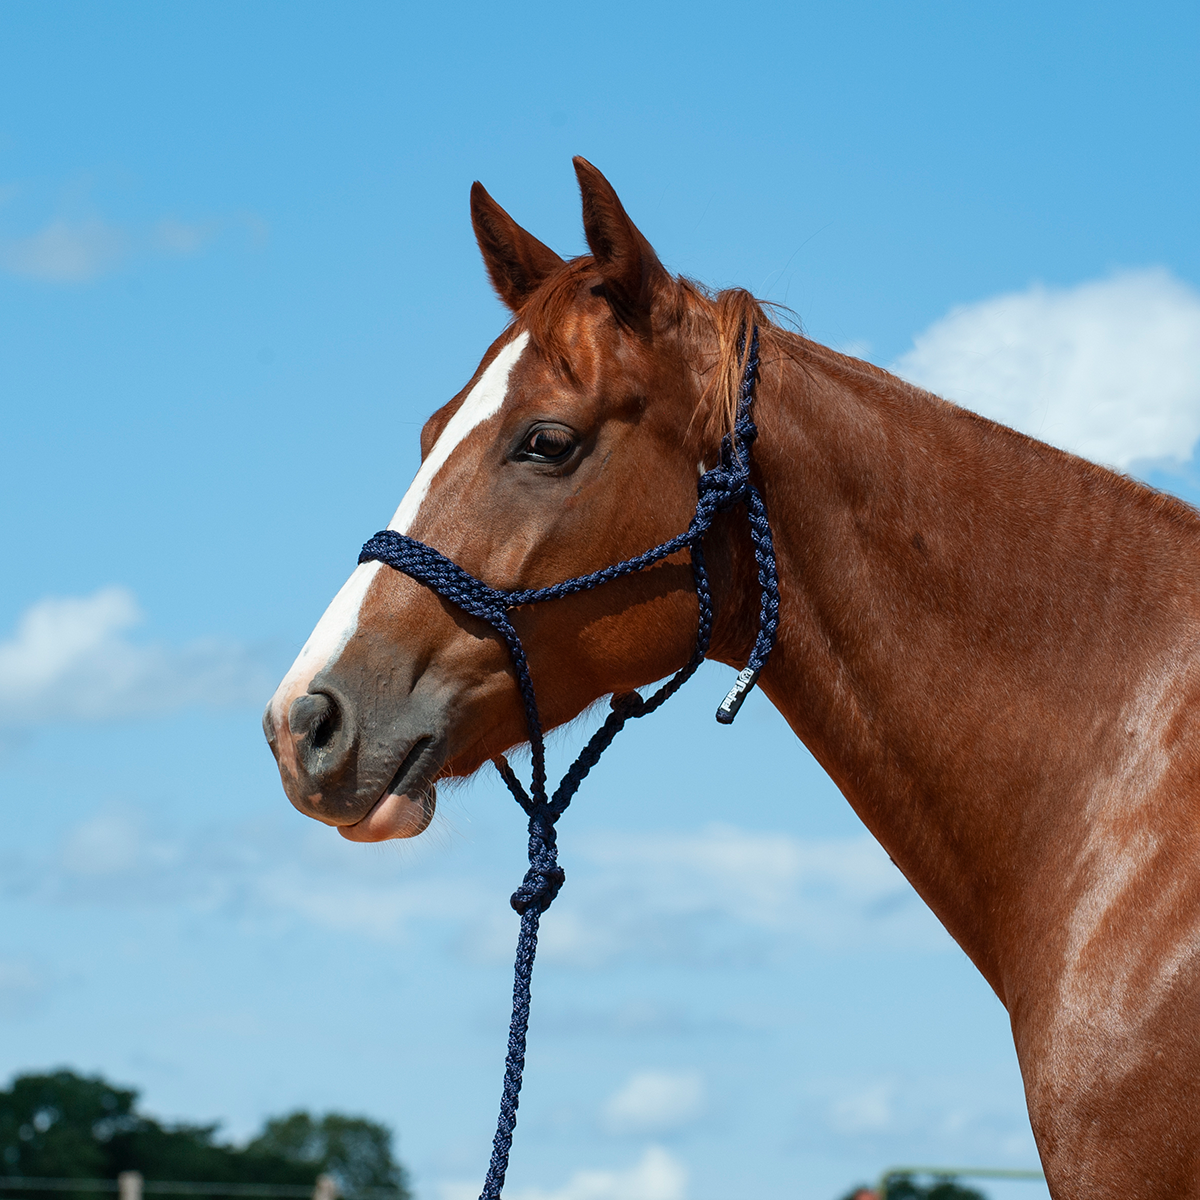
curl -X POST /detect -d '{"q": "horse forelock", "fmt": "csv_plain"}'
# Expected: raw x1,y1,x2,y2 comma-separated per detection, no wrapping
515,256,774,454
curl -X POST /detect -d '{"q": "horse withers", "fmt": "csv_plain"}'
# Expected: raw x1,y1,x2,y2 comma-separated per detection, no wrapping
264,158,1200,1198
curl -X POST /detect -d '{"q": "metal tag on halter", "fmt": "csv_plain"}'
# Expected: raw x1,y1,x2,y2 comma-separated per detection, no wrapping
716,666,759,724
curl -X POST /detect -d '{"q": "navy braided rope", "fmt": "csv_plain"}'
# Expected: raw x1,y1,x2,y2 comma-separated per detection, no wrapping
358,326,777,1200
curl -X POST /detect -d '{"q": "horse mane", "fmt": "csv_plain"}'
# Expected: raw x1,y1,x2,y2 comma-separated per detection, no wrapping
519,262,1198,535
792,321,1200,532
517,257,771,450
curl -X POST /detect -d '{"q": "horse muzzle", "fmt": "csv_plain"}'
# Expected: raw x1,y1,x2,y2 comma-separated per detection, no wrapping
262,678,445,841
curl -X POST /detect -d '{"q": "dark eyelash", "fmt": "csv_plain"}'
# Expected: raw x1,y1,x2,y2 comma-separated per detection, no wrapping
522,428,575,462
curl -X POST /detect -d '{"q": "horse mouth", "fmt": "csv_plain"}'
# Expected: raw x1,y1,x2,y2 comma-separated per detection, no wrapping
338,736,442,842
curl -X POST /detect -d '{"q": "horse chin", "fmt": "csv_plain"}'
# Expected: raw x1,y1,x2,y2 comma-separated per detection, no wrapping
336,733,444,841
338,785,437,842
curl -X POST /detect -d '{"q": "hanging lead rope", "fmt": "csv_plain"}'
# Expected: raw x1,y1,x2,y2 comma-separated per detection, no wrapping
357,326,777,1200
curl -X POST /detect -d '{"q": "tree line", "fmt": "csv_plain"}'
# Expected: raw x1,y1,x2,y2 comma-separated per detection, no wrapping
0,1071,410,1200
840,1178,987,1200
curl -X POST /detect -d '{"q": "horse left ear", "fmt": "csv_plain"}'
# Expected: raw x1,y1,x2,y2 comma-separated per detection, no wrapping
573,156,668,334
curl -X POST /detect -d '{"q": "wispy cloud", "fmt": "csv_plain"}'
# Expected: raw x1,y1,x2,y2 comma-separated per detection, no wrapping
893,268,1200,469
0,956,52,1019
537,999,749,1040
798,1072,1040,1166
150,217,218,257
6,807,948,962
437,1146,687,1200
828,1079,896,1135
511,825,950,968
0,199,259,283
4,804,490,942
0,587,274,724
602,1071,705,1136
0,218,129,282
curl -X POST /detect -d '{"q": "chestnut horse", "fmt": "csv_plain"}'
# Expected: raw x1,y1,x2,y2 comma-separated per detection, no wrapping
264,158,1200,1198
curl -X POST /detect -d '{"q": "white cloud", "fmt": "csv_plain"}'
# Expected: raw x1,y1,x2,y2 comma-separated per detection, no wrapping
798,1072,1041,1167
0,587,274,724
0,218,129,281
0,957,51,1019
12,804,948,961
829,1080,896,1134
522,825,949,968
439,1146,687,1200
602,1071,704,1135
7,803,493,945
538,999,750,1039
61,806,178,877
0,200,249,283
151,217,215,257
893,268,1200,469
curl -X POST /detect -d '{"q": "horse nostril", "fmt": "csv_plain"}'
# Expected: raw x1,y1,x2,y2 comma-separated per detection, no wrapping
289,692,340,751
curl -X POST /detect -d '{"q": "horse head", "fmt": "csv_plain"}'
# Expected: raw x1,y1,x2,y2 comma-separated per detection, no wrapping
263,158,761,841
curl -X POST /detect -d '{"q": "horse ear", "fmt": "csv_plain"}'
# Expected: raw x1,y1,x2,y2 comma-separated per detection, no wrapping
573,156,667,334
470,181,565,311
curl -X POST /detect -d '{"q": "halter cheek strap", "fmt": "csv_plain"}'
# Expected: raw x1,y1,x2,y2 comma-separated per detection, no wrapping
358,326,778,1200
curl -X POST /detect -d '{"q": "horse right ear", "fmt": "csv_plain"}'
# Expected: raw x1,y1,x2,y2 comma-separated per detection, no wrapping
573,156,668,335
471,182,565,312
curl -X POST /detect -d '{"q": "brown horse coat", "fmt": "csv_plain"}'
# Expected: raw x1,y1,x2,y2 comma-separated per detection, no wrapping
265,159,1200,1198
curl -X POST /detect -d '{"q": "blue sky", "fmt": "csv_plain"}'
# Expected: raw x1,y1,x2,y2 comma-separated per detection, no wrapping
2,3,1198,1200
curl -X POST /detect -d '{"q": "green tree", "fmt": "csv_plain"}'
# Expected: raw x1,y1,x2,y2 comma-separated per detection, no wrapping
840,1180,988,1200
0,1070,138,1179
0,1071,410,1199
247,1112,409,1195
873,1175,986,1200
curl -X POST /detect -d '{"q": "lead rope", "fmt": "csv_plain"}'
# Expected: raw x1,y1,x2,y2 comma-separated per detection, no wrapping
357,326,777,1200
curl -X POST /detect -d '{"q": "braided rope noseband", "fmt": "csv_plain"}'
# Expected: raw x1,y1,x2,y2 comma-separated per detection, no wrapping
358,327,778,1200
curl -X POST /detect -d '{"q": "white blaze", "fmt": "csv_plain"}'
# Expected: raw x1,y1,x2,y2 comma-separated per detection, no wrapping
266,331,529,728
389,331,530,534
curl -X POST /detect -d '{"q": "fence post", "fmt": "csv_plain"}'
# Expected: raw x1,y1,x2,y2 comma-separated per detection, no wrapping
118,1173,143,1200
311,1175,339,1200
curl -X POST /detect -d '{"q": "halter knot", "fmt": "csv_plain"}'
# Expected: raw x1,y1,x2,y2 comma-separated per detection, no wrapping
696,461,751,511
510,862,566,915
609,691,646,717
508,814,565,915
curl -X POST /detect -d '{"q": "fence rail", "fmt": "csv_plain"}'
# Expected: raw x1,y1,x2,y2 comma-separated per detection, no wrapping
0,1178,401,1200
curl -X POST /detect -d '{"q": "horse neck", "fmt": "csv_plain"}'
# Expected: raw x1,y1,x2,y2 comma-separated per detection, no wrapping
748,334,1200,998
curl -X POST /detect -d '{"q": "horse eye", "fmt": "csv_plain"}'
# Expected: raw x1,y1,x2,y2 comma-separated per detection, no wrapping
520,427,575,463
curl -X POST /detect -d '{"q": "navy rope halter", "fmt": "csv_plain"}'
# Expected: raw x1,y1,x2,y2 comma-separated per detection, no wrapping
358,326,778,1200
